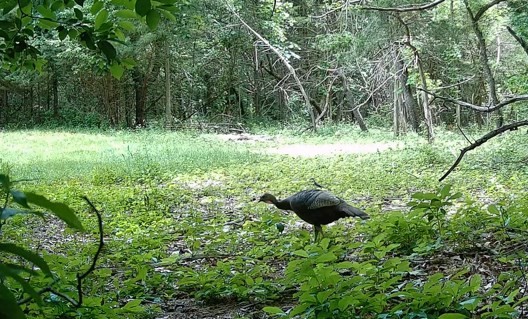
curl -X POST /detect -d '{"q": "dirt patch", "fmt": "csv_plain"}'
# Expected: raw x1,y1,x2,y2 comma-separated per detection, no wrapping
267,142,403,157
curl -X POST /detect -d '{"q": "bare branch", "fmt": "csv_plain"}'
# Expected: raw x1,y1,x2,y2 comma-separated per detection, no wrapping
474,0,507,21
361,0,446,12
311,0,362,19
417,88,528,112
227,5,317,130
439,120,528,181
507,26,528,57
18,197,105,308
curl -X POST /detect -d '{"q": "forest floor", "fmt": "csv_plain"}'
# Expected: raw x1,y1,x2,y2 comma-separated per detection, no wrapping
1,127,528,319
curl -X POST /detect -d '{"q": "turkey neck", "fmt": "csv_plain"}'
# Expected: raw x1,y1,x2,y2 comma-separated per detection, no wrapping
271,197,292,210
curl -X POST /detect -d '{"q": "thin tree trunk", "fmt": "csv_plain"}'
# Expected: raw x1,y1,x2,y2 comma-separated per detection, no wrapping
456,105,461,128
253,46,261,116
340,72,368,131
0,89,7,126
416,57,434,142
52,72,59,118
394,50,420,132
133,70,147,128
463,0,501,127
164,41,172,129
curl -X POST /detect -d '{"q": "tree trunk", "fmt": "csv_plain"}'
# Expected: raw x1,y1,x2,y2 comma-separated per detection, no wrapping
52,67,59,118
463,0,501,127
416,57,434,142
133,69,148,128
253,46,261,116
456,104,461,128
341,72,368,131
393,47,420,132
164,42,172,129
0,89,7,126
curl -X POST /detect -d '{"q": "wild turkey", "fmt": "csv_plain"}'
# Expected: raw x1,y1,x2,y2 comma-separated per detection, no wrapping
258,189,369,241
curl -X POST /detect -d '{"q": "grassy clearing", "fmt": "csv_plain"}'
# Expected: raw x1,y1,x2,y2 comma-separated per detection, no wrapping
1,126,528,318
1,130,260,180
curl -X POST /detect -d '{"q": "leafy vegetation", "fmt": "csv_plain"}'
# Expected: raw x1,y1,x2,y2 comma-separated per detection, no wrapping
1,127,527,318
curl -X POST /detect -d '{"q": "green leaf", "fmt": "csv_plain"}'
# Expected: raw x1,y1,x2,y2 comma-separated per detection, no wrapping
51,0,64,11
262,306,285,315
288,303,309,316
316,290,333,302
97,40,116,60
90,0,103,15
20,2,32,15
74,0,84,5
146,9,160,30
439,184,452,198
315,252,337,263
95,9,109,30
118,20,135,31
319,237,330,249
115,28,125,41
59,27,68,40
488,204,500,215
0,243,51,275
68,28,78,39
38,19,60,29
74,8,83,20
120,299,144,313
115,9,137,18
0,264,42,306
159,8,176,21
438,313,468,319
109,62,124,79
135,0,151,17
338,295,357,311
292,250,309,258
121,57,136,68
36,5,57,19
0,283,25,319
25,192,84,230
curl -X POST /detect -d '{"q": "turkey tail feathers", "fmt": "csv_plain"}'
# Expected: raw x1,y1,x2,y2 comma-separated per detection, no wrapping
342,203,370,220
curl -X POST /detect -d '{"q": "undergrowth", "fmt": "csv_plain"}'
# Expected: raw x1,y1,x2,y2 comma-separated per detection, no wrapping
1,126,527,318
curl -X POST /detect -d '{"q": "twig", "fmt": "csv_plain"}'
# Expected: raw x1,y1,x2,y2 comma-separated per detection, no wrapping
18,196,104,308
78,196,104,307
439,120,528,181
457,123,473,144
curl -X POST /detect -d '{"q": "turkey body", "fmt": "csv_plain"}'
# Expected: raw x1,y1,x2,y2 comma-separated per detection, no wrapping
258,189,369,240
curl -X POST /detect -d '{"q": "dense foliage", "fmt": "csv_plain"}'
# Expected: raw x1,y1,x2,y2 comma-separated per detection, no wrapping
0,0,526,133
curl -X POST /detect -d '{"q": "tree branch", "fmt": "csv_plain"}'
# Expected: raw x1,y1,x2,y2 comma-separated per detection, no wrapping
360,0,446,12
227,5,317,130
416,88,528,112
507,26,528,57
17,196,105,308
439,120,528,181
474,0,507,21
77,196,104,306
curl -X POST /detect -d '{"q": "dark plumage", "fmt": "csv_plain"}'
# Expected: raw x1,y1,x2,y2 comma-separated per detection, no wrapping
258,189,369,241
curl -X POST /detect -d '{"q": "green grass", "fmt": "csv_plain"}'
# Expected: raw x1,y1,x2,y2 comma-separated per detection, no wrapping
1,130,261,180
1,125,528,318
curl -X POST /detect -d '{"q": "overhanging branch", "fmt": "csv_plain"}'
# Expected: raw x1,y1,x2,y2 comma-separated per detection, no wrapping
416,88,528,113
439,120,528,181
